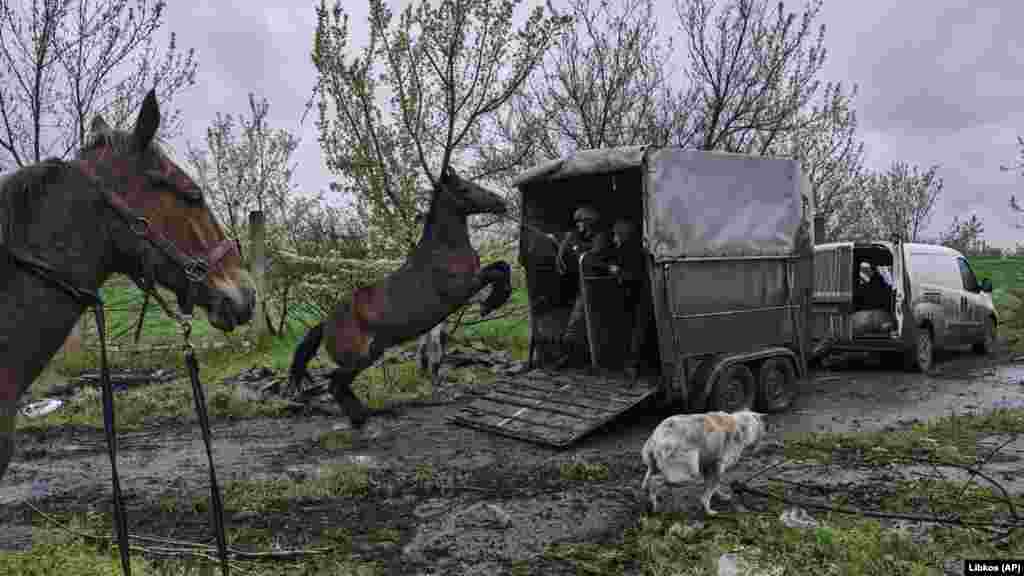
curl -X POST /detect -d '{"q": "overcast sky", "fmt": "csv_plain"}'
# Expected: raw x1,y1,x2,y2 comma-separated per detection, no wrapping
159,0,1024,248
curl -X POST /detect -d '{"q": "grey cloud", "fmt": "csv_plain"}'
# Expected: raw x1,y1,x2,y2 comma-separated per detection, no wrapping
826,1,1024,136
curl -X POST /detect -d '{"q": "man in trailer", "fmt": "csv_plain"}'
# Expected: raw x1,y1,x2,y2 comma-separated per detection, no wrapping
607,219,654,384
555,205,606,368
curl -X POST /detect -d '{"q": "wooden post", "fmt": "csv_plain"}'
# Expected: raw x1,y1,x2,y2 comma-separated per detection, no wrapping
249,210,268,338
59,319,84,361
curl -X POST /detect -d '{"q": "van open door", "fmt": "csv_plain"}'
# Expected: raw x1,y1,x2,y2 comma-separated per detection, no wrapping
812,242,855,346
890,239,906,337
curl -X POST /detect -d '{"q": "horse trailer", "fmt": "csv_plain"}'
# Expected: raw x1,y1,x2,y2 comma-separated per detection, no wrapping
450,147,815,447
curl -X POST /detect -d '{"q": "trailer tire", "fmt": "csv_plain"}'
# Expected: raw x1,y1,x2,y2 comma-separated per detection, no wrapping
756,357,796,412
709,364,755,412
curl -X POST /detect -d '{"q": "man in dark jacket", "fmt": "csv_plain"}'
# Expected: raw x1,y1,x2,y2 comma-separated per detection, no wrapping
607,219,653,384
554,206,607,368
854,261,892,311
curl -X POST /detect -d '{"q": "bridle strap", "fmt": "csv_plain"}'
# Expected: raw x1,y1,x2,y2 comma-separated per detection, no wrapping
100,184,238,282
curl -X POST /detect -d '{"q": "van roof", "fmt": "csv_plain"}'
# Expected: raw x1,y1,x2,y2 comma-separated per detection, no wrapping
814,241,965,258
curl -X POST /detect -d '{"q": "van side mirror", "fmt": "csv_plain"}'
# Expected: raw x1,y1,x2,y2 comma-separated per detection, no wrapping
980,278,993,293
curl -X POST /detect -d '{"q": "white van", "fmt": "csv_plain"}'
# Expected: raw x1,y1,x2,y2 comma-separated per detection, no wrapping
812,240,997,372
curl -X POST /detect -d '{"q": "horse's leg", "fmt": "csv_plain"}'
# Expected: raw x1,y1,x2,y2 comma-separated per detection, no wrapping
478,261,513,317
0,369,19,481
0,405,15,482
329,369,368,430
288,322,325,395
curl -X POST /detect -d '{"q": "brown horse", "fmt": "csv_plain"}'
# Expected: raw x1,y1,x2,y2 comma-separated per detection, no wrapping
288,167,512,428
0,90,257,483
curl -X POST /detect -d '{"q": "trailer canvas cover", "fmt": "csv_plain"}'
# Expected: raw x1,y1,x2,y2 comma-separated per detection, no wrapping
645,148,810,259
511,146,811,259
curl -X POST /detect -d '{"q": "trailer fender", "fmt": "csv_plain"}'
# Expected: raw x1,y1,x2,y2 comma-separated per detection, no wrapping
697,347,801,410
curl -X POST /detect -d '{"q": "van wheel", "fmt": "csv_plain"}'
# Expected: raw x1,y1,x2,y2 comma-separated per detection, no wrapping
756,358,796,413
904,328,933,373
973,317,996,355
709,364,755,412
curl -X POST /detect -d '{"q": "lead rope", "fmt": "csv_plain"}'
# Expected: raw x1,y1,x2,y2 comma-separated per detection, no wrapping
145,287,231,576
94,301,134,575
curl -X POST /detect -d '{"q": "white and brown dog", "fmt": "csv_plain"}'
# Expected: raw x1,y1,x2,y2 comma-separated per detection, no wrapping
641,410,767,515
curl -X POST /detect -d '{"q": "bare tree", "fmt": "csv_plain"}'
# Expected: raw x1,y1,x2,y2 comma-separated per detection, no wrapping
518,0,679,159
940,213,985,255
186,95,305,336
0,0,196,169
186,95,299,252
867,161,943,242
788,82,865,241
673,0,826,154
311,0,568,259
1004,136,1024,227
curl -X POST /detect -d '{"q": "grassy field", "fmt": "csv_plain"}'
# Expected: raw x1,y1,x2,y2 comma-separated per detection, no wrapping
969,256,1024,348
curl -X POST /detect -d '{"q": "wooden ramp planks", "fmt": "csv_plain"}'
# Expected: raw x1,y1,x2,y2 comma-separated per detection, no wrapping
448,369,657,448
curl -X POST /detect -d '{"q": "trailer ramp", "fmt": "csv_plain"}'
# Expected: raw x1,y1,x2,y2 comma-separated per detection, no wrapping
449,369,657,448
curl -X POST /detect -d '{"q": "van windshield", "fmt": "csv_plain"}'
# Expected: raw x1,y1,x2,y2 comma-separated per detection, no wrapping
910,252,960,289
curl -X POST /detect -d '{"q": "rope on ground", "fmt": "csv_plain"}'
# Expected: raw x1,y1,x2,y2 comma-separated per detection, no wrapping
731,481,1024,531
24,500,336,563
785,436,1021,528
735,435,1024,538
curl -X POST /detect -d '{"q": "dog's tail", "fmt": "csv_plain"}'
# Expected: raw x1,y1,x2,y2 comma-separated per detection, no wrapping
640,440,656,491
289,322,324,391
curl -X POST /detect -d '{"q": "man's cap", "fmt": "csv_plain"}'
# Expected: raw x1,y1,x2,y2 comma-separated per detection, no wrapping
573,206,600,222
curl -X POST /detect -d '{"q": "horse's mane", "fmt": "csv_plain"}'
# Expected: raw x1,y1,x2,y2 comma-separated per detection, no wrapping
0,159,73,250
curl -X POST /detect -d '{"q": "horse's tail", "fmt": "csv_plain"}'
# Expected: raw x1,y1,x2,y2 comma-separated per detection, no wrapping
289,322,324,391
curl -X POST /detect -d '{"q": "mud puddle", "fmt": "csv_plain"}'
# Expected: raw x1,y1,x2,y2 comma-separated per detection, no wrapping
781,359,1024,435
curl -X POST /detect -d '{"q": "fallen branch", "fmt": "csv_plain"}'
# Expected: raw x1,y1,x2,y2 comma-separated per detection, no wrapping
731,481,1024,530
788,440,1021,528
952,433,1021,524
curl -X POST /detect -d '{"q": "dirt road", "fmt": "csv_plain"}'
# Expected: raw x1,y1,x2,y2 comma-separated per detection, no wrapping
3,346,1024,574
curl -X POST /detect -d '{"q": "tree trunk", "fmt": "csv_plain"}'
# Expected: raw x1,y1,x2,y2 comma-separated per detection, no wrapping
249,210,268,338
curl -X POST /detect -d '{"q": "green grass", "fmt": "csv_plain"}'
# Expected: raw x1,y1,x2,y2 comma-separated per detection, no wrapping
559,457,611,482
205,462,372,515
967,256,1024,351
453,285,530,361
1,511,380,576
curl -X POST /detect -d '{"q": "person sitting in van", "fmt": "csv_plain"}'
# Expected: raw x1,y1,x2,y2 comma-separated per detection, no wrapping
854,261,892,311
853,261,895,333
555,205,607,368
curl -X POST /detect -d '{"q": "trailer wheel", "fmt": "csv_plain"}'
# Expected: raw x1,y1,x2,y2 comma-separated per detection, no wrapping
709,364,755,412
756,357,796,413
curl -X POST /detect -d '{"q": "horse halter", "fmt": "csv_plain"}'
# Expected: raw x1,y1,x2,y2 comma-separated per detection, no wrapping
96,172,238,315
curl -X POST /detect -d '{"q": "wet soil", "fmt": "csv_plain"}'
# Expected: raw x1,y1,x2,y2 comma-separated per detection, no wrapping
3,344,1024,574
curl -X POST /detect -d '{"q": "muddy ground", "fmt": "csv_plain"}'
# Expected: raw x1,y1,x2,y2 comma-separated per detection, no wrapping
3,344,1024,575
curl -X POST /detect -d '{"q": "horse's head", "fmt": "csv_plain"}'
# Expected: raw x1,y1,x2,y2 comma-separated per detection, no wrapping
78,90,256,332
438,166,507,216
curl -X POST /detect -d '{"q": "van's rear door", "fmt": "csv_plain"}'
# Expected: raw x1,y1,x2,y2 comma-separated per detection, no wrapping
812,243,854,342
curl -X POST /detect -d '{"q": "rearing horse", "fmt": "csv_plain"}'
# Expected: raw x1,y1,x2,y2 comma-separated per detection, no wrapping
0,90,257,482
288,167,513,428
